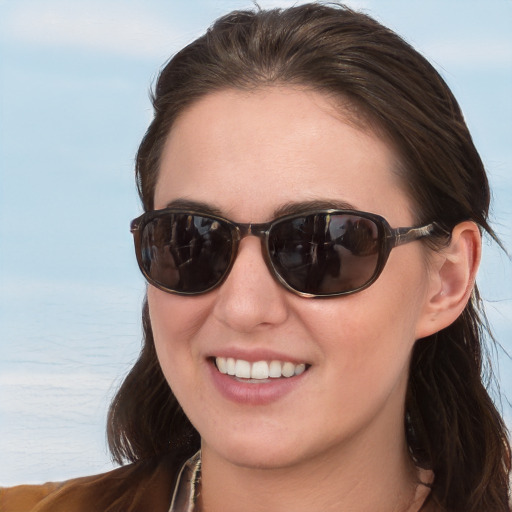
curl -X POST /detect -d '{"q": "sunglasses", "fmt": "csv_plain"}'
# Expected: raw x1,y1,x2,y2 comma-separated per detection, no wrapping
130,208,437,298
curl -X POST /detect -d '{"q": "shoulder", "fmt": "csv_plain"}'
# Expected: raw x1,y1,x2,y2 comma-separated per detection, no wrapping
0,452,185,512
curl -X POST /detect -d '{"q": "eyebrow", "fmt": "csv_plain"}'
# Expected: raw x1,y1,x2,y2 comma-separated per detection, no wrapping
274,199,358,217
164,198,359,219
164,198,224,216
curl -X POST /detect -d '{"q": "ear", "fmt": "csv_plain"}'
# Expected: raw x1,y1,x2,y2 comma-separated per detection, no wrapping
415,221,482,339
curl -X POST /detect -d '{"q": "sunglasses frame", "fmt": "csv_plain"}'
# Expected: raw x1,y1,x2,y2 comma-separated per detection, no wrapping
130,208,439,298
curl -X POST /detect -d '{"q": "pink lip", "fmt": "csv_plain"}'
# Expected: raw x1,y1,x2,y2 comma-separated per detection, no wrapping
207,358,309,406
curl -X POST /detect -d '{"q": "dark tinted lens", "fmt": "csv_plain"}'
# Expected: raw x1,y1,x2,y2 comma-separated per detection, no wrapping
140,213,233,293
269,213,381,294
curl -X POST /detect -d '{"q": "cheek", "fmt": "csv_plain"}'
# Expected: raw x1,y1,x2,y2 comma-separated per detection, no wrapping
147,287,212,380
302,254,430,377
148,287,210,339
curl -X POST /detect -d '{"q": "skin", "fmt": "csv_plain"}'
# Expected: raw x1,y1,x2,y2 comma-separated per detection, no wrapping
147,87,479,512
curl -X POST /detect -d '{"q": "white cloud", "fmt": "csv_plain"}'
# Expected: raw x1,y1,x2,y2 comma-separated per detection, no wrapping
240,0,301,7
0,274,143,305
203,0,372,10
251,0,371,8
0,369,116,485
2,0,193,59
0,371,113,391
2,0,379,60
423,39,512,69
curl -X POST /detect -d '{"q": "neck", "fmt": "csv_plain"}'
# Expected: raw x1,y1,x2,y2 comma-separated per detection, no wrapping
197,424,432,512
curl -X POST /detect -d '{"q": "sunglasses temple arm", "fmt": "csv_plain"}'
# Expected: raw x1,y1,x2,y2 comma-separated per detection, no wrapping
389,222,448,248
130,215,145,233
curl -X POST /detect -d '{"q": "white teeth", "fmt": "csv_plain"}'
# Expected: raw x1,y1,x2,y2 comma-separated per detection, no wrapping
269,360,282,378
216,357,227,374
251,361,269,379
294,363,306,376
215,357,308,380
235,359,251,379
226,357,236,376
281,362,295,377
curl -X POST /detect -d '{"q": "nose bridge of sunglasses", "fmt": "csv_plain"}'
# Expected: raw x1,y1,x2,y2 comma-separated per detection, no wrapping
231,221,276,272
235,221,271,240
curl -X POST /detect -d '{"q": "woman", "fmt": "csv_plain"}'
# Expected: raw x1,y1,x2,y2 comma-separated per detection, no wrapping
2,3,510,511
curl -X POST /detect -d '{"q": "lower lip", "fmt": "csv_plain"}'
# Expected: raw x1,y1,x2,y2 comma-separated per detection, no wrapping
208,361,308,405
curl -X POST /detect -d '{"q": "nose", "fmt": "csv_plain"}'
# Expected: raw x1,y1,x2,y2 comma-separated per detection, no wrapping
212,236,289,333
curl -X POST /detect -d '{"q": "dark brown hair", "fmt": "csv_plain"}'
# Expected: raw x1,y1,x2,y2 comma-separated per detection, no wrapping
108,4,511,511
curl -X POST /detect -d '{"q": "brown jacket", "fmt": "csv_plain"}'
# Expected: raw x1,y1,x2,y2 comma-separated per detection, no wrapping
0,453,184,512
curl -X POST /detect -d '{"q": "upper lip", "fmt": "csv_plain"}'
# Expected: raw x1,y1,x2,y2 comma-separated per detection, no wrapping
207,347,310,365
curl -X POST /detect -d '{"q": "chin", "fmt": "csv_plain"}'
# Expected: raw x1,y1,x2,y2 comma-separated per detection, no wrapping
200,426,334,471
211,445,305,470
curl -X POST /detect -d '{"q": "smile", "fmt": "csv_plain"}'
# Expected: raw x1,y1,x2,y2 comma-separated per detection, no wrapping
215,357,308,380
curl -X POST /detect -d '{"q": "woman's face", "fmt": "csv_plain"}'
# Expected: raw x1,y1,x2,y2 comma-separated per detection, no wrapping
148,87,435,470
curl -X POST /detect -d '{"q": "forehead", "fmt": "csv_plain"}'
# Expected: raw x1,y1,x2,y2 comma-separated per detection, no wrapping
155,87,413,225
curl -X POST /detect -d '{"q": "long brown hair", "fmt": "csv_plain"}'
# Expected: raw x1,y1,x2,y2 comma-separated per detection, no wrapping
108,4,511,510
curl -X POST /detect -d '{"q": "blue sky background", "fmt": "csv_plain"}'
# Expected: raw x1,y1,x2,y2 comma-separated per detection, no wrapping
0,0,511,485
